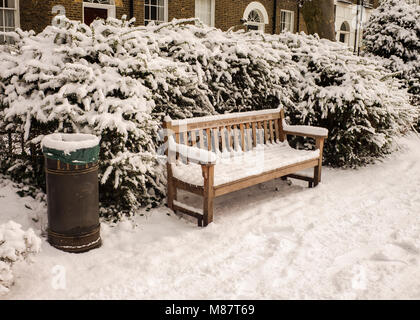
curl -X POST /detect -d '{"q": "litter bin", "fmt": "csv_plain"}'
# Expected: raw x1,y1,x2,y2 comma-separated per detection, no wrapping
41,133,101,253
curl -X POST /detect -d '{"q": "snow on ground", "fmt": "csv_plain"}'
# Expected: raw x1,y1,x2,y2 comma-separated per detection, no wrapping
1,135,420,300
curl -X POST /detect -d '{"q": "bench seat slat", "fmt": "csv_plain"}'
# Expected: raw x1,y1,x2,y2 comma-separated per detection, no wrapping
190,130,197,147
274,119,280,142
171,142,320,187
252,122,257,148
206,128,211,151
263,120,269,144
220,127,227,153
240,124,245,152
227,126,232,151
214,158,319,197
198,130,205,149
169,108,282,131
213,128,219,153
233,126,241,152
170,113,281,133
269,120,275,144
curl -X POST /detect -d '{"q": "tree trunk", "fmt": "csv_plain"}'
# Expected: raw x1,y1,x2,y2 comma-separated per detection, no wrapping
301,0,336,41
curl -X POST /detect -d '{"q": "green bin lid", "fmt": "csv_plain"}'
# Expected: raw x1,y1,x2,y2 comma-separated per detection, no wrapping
41,133,100,165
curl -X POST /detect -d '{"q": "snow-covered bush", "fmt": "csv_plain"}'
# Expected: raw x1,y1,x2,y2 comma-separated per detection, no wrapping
364,0,420,110
0,221,41,295
0,17,169,217
151,23,415,166
0,17,416,217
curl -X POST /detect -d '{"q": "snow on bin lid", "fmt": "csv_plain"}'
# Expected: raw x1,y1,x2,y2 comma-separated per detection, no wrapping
41,133,100,155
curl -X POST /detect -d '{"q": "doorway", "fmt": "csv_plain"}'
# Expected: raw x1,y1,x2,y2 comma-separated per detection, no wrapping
84,6,108,25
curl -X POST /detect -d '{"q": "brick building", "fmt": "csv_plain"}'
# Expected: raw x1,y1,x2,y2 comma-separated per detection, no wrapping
1,0,308,37
1,0,382,46
334,0,381,52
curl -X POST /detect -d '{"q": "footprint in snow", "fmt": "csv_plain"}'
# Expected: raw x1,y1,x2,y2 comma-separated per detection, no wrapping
392,242,420,255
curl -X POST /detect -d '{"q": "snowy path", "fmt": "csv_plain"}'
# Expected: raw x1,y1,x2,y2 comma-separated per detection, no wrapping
1,136,420,299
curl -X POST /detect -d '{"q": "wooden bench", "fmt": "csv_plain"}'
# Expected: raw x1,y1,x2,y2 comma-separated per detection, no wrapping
163,107,328,227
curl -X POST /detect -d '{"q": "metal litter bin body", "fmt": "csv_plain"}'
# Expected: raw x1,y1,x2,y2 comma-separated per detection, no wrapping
42,133,101,253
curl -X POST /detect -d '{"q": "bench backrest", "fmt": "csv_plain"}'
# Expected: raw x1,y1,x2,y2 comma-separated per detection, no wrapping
163,108,285,154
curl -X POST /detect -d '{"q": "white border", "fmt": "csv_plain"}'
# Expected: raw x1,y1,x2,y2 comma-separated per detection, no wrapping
82,0,116,24
15,0,20,28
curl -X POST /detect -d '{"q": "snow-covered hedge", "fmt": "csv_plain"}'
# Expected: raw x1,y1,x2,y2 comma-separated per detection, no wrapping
0,221,41,295
0,17,416,216
156,26,415,165
0,17,168,217
364,0,420,109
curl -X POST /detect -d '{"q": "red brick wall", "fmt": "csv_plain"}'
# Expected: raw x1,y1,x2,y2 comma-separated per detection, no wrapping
166,0,308,35
19,0,311,35
20,0,82,33
20,0,50,33
168,0,195,21
214,0,271,33
134,0,144,25
116,0,130,21
19,0,143,33
276,0,307,34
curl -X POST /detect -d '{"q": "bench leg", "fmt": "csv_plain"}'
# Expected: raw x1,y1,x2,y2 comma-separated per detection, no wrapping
198,216,203,227
313,138,324,188
313,165,321,187
202,165,214,227
203,194,214,227
167,164,177,210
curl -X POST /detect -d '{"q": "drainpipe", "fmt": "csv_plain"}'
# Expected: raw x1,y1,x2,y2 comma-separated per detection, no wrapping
272,0,277,34
297,1,300,33
354,0,360,54
129,0,134,20
358,1,364,56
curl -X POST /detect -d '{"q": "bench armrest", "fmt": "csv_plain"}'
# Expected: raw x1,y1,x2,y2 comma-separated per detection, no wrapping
168,136,217,165
283,121,328,139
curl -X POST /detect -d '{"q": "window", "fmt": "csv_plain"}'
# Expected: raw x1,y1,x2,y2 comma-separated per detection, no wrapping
338,21,350,44
85,0,112,3
243,2,269,32
83,0,116,26
0,0,18,44
145,0,168,25
362,0,373,8
280,10,294,33
195,0,215,27
246,10,263,31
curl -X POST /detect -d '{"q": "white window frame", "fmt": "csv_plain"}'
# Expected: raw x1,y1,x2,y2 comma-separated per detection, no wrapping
243,1,269,32
280,9,294,33
82,0,116,24
0,0,20,44
337,21,350,45
195,0,215,27
144,0,168,25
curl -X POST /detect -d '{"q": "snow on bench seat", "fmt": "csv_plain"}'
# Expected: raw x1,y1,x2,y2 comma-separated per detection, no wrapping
172,142,320,187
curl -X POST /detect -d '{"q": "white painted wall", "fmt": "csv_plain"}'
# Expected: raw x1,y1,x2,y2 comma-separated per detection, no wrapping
334,0,374,52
